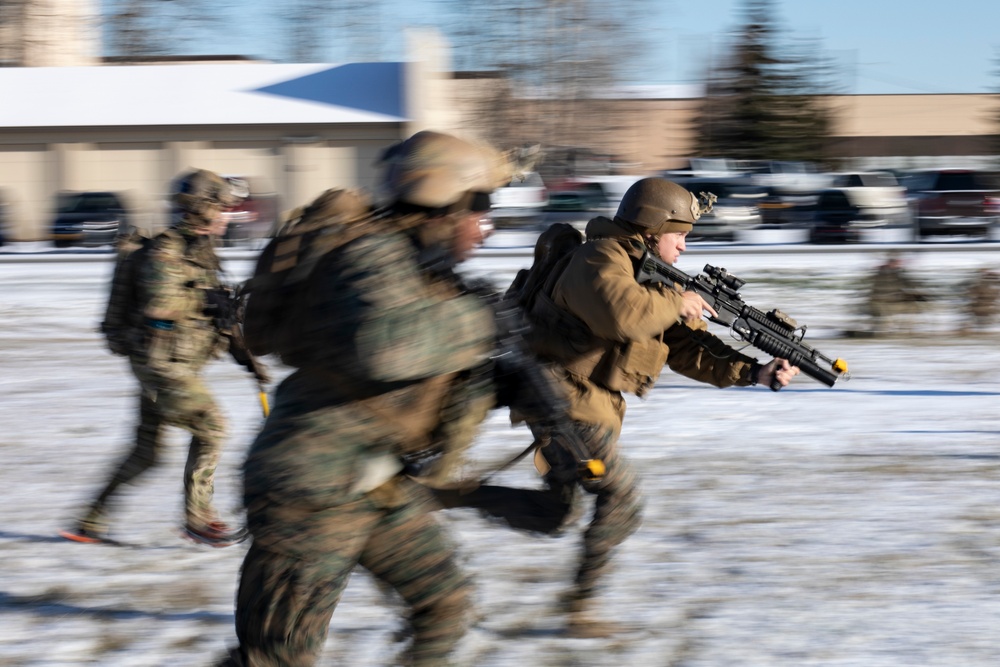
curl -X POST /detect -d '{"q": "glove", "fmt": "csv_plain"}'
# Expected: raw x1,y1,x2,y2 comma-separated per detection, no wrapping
228,340,271,384
458,276,500,302
203,287,237,331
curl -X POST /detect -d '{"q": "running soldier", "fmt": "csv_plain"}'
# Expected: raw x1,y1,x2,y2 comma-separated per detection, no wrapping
443,177,800,637
216,131,506,667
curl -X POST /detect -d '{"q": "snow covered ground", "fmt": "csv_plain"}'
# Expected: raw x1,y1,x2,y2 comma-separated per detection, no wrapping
3,239,1000,666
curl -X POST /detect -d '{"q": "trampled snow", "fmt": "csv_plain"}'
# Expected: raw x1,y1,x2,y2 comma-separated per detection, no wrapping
3,239,1000,665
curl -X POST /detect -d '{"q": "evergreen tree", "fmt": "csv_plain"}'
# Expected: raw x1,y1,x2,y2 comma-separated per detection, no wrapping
693,0,838,166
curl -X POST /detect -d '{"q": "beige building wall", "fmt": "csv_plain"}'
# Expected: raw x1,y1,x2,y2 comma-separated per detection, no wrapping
830,94,997,137
0,147,50,240
0,124,406,241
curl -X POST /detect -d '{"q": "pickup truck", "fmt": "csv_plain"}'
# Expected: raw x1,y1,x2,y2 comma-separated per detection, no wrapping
489,171,548,227
905,169,1000,238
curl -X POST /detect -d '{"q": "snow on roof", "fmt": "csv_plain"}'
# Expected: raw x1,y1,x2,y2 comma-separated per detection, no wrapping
0,62,409,128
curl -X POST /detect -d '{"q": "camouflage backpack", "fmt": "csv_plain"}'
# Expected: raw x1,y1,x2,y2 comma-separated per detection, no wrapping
101,229,156,356
241,188,373,363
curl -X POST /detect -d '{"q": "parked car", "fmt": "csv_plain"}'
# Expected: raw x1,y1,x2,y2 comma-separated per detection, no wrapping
904,168,1000,238
541,189,608,232
0,189,9,246
50,191,130,248
672,177,767,242
809,171,914,243
220,177,280,247
490,171,549,227
571,175,645,215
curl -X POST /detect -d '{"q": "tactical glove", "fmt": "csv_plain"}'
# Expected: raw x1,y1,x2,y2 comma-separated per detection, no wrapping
203,287,237,331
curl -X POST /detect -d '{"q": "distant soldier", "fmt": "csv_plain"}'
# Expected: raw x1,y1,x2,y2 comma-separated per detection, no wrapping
960,267,1000,333
867,252,927,334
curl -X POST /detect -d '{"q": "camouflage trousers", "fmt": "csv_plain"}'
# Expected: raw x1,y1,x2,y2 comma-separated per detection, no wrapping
220,477,472,667
83,358,227,531
434,423,644,605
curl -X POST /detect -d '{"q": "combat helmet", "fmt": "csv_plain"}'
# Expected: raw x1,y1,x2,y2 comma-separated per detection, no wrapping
615,177,709,235
170,169,243,223
378,130,509,214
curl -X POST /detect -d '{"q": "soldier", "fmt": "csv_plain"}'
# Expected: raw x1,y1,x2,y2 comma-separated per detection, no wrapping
216,131,505,667
444,177,800,638
960,267,1000,333
867,252,928,335
60,169,251,547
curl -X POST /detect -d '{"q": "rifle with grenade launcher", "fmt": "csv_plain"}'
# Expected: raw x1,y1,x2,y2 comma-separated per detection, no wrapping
635,251,849,390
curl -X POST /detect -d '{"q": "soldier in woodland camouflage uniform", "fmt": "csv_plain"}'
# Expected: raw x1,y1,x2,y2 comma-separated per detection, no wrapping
217,131,506,667
446,178,800,638
60,169,249,547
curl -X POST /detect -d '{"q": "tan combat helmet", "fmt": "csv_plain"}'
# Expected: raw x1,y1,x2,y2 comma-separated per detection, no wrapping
615,177,713,235
379,130,509,212
171,169,243,223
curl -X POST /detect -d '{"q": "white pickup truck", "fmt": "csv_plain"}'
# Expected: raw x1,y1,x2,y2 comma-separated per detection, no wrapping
489,171,548,227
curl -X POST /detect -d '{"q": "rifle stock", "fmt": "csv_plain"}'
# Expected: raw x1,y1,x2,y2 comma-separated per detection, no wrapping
636,252,848,388
493,297,606,481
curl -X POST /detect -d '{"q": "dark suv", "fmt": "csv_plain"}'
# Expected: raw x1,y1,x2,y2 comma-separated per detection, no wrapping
905,169,1000,238
51,191,130,248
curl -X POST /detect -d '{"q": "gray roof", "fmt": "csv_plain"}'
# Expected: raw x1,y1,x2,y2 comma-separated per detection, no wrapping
0,62,409,128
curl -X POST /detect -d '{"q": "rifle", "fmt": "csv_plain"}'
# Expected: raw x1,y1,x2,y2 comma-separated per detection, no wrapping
635,251,848,390
206,285,272,417
492,296,606,482
226,322,272,418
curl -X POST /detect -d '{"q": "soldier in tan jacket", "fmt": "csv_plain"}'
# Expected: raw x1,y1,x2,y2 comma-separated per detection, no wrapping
453,177,800,637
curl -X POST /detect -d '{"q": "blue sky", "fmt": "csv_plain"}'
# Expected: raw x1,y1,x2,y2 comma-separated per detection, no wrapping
215,0,1000,95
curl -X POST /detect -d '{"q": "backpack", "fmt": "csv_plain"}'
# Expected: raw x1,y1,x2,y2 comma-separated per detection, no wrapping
241,188,373,362
505,222,583,311
101,228,156,356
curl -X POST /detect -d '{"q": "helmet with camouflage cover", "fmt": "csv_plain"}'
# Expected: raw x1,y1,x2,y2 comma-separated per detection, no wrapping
615,177,708,235
170,169,243,223
378,130,510,213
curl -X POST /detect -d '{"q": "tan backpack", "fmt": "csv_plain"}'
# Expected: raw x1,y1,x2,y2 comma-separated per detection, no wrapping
240,188,373,363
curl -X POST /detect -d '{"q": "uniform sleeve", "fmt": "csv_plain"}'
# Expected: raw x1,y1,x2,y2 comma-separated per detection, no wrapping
663,320,758,388
557,241,686,342
308,233,496,382
142,234,204,322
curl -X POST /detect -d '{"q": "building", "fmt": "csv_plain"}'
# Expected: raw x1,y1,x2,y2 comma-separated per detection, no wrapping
0,31,462,241
0,33,997,241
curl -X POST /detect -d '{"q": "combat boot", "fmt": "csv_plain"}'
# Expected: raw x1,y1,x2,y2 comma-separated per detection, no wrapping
58,508,113,544
562,594,628,639
183,521,248,548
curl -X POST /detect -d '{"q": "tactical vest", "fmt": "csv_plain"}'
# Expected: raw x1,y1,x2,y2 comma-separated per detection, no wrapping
515,232,669,398
244,191,490,456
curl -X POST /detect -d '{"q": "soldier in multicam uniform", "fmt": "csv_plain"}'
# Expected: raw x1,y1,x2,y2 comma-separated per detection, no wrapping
216,131,506,667
960,267,1000,333
867,252,928,334
60,169,249,547
445,178,799,638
